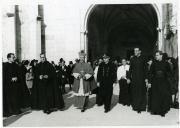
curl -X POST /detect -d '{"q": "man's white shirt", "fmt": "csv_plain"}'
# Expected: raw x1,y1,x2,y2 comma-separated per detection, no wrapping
117,64,130,81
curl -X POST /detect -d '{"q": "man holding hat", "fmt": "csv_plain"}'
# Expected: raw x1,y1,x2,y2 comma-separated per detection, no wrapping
97,54,117,113
72,50,95,112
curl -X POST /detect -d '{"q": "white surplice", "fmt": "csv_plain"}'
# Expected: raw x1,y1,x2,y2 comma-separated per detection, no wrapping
117,64,130,81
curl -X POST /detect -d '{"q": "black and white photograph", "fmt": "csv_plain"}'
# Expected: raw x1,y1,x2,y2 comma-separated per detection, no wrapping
1,0,179,127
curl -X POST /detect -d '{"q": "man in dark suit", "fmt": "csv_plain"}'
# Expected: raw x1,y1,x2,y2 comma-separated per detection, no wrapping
67,61,74,90
97,54,117,113
57,60,68,94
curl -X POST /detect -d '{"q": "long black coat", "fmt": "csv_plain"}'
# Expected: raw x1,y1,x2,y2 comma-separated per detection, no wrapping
97,62,117,94
35,61,64,110
3,62,21,116
31,66,39,109
128,55,147,111
67,65,74,84
57,65,68,86
19,65,31,108
149,60,172,114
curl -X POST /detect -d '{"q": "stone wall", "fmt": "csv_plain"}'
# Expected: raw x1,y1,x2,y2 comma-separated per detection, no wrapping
1,1,178,63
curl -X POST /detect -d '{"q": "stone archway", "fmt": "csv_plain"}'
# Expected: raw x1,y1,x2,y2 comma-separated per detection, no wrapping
83,4,161,61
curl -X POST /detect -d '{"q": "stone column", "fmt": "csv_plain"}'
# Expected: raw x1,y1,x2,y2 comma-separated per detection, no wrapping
2,5,16,61
38,5,46,54
84,31,88,61
15,5,21,61
158,5,163,51
36,16,42,59
80,32,85,51
18,5,39,60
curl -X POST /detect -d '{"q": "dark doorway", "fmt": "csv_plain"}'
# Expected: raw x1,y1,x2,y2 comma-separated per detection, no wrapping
87,4,158,61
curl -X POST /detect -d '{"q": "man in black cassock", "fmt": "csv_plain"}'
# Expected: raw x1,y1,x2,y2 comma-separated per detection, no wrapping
35,53,64,114
3,53,21,117
127,48,148,113
148,51,172,117
97,54,117,113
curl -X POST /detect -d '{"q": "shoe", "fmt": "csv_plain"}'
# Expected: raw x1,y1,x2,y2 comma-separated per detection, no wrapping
43,110,47,113
173,102,179,109
14,110,21,115
59,106,65,111
137,110,141,113
160,113,165,117
151,112,157,115
125,103,130,106
46,110,52,114
97,104,103,106
81,109,85,112
104,109,110,113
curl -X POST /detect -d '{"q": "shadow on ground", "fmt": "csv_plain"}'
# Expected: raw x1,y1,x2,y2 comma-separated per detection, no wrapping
111,94,119,110
63,92,74,110
3,111,31,126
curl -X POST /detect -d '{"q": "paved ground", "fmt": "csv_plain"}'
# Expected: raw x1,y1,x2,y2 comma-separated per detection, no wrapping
4,84,179,127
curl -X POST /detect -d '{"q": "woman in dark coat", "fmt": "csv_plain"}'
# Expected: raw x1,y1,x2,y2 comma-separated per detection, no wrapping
30,59,39,109
20,60,31,109
67,61,74,90
149,51,172,117
57,60,68,94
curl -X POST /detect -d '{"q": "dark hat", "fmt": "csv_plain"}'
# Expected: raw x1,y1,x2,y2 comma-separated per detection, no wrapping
103,54,110,59
69,61,73,64
78,50,86,57
60,58,64,62
75,58,80,63
23,60,29,65
75,58,78,61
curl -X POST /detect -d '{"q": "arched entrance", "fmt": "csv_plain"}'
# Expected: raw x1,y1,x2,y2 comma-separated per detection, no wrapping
84,4,160,61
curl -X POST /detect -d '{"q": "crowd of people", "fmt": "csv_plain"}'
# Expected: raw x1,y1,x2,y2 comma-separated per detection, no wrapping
93,48,179,116
2,48,179,118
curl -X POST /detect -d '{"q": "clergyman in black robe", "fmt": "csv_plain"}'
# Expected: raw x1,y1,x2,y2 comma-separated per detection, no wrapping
127,48,147,113
148,51,172,117
35,53,64,114
3,53,21,117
